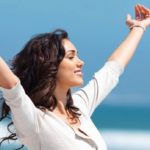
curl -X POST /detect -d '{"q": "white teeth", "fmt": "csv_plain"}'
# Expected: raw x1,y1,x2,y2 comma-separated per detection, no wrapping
76,72,81,74
75,71,83,76
74,69,83,76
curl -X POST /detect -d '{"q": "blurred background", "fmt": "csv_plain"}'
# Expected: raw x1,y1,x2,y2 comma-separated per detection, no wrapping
0,0,150,149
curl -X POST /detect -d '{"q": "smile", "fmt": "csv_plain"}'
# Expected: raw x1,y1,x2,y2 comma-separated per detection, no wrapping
74,70,83,76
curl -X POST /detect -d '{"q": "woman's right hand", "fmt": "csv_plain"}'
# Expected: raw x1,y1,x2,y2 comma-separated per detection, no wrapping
0,57,19,89
126,4,150,30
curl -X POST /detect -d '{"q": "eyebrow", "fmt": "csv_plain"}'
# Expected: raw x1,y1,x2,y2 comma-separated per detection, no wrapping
66,50,78,54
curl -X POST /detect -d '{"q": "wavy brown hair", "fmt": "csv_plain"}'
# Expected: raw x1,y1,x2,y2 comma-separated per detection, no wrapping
0,29,80,149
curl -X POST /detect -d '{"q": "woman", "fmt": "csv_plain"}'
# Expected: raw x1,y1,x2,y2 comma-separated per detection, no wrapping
0,4,150,150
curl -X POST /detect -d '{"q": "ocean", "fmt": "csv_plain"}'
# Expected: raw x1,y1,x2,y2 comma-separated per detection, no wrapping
92,105,150,130
92,105,150,150
0,105,150,150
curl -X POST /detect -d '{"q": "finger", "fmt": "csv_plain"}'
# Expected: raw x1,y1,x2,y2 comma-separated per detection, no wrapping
126,14,134,27
141,5,150,18
137,4,145,20
141,5,150,13
140,5,149,15
135,5,140,20
126,14,131,26
135,5,141,20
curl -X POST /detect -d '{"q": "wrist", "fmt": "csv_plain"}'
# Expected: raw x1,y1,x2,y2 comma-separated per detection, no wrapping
129,24,146,32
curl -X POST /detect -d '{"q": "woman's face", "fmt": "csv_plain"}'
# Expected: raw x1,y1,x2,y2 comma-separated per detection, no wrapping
56,39,84,89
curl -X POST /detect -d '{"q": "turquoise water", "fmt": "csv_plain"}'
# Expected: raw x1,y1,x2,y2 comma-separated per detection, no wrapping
92,105,150,130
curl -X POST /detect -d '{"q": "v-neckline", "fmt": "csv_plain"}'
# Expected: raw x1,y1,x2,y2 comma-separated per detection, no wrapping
47,110,90,139
46,110,98,149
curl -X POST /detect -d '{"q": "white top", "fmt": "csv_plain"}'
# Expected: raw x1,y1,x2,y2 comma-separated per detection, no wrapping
1,61,123,150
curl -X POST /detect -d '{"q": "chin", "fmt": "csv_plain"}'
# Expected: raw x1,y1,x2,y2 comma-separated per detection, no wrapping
73,80,84,87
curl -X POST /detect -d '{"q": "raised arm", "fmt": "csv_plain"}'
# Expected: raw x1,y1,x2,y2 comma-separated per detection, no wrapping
0,57,19,89
108,4,150,68
73,4,150,116
0,57,39,140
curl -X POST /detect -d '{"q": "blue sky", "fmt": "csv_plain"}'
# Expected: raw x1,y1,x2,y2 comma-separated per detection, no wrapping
0,0,150,107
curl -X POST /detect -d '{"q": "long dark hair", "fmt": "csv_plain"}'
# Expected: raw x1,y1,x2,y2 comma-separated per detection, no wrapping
0,29,80,149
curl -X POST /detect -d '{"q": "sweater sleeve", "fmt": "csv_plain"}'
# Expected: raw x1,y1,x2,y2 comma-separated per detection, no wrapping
0,83,39,139
72,61,124,116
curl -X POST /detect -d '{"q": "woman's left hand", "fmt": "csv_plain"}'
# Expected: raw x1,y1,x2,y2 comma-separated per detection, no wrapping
126,4,150,30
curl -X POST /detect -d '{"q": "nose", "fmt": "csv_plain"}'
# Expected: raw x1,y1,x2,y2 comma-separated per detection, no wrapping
77,57,84,67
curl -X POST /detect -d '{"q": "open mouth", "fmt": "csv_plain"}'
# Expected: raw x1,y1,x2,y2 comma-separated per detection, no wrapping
74,70,83,76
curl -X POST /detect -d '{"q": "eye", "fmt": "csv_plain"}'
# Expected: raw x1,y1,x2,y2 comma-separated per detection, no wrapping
68,56,74,59
67,54,75,59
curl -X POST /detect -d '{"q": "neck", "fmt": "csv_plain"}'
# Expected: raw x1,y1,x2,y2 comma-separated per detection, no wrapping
53,85,69,115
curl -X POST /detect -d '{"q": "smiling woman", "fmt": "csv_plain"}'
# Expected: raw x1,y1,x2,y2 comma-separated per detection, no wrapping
0,4,150,150
56,39,84,88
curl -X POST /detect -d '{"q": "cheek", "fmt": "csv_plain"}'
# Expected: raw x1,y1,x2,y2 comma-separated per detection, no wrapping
58,59,74,75
56,66,83,87
57,64,74,80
